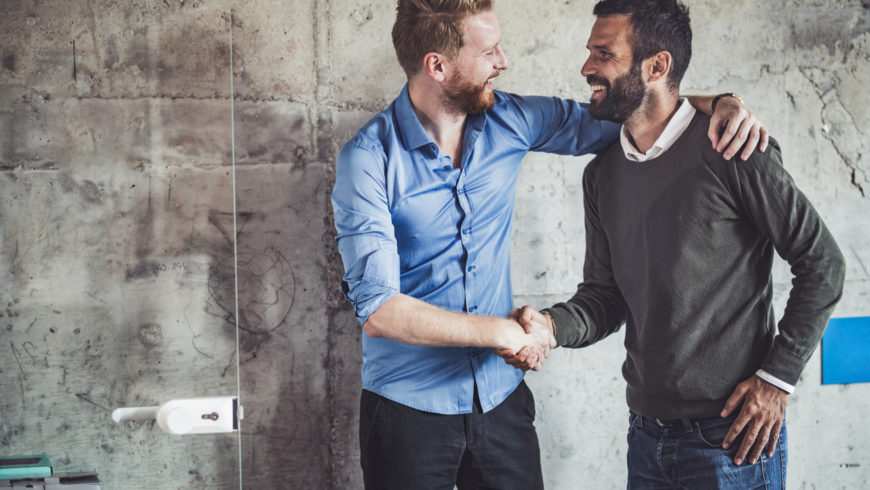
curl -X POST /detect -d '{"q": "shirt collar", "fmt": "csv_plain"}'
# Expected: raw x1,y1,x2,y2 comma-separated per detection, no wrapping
395,84,439,156
619,97,696,162
394,83,489,164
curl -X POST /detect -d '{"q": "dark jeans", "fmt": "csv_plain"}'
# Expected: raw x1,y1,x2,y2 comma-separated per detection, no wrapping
626,411,787,489
359,381,543,490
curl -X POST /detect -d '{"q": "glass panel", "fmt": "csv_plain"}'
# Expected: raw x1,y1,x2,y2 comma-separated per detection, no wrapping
0,1,240,488
225,1,335,486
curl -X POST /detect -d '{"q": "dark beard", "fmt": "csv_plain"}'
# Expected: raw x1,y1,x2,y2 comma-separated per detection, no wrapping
588,61,646,123
443,71,496,115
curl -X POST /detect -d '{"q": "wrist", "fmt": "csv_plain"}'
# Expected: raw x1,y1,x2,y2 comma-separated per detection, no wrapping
542,311,556,338
495,318,524,352
711,92,743,113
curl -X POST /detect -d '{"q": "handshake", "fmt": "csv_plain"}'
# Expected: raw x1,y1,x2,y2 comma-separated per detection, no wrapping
494,306,557,371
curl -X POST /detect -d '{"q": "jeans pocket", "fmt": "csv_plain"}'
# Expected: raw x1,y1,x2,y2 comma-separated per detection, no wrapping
695,417,734,448
517,381,536,421
359,391,384,452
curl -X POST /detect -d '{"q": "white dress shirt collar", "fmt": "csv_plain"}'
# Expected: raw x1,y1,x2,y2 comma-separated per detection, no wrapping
619,98,697,162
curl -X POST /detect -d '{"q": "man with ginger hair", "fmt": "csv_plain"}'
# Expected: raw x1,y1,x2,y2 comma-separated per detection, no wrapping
332,0,767,487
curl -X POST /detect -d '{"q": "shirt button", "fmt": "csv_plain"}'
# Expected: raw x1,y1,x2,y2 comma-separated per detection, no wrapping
462,228,471,235
467,265,476,272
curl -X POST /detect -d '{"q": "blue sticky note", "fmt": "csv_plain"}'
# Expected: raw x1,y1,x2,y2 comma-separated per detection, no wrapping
822,316,870,385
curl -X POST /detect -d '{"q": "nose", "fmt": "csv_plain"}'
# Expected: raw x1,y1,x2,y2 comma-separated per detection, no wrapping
581,56,594,77
495,44,509,71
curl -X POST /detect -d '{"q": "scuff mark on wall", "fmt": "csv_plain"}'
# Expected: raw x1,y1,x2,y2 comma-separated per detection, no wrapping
205,247,296,358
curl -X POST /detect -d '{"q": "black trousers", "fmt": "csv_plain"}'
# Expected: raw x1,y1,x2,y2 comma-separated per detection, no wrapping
359,381,544,490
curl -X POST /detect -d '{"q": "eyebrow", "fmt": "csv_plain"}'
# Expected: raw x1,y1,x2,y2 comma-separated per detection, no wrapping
588,43,611,51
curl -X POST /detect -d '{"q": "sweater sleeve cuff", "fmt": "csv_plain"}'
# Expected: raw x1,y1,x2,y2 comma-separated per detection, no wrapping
542,306,587,348
760,344,807,386
755,369,795,394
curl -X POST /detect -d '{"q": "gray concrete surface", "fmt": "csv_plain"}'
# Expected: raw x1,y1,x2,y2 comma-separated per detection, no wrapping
1,0,868,488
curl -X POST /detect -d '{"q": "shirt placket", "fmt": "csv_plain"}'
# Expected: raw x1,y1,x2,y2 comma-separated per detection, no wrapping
456,172,477,316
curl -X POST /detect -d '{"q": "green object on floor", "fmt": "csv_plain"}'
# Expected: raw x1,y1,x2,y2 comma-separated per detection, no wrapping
0,454,52,479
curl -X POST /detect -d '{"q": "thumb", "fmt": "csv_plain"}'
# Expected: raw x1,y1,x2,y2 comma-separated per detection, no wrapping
519,306,538,333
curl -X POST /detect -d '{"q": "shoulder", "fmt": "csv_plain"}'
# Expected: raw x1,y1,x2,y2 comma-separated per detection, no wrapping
491,89,524,109
342,110,393,157
485,90,531,124
337,103,401,175
336,118,396,189
584,140,623,178
698,128,784,179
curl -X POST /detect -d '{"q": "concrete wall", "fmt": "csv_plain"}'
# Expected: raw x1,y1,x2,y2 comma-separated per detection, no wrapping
1,0,867,488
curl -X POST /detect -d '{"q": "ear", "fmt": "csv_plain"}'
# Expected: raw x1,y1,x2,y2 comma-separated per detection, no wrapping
422,51,450,82
646,51,672,84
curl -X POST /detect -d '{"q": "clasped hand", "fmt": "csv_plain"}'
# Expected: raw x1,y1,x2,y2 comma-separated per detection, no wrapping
494,306,556,371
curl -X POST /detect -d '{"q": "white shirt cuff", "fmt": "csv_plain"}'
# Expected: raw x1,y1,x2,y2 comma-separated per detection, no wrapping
755,369,795,394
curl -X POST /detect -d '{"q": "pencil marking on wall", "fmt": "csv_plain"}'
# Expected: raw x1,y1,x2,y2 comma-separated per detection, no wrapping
75,393,109,412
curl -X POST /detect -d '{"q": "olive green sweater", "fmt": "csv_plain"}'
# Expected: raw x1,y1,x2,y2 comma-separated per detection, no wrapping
545,112,845,419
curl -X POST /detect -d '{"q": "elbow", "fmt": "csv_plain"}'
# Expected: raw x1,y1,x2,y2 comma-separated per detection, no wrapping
360,294,401,339
363,311,386,338
833,250,847,298
822,247,848,305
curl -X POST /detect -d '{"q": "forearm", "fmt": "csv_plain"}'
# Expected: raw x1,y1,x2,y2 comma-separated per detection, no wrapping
763,239,845,383
364,294,525,351
544,282,626,348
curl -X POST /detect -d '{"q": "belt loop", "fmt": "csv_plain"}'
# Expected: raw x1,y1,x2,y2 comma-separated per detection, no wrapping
630,412,643,428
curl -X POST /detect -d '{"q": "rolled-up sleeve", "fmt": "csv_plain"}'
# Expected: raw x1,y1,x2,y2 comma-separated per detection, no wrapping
332,140,401,325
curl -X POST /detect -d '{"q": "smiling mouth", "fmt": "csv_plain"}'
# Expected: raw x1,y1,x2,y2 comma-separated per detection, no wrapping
590,84,606,93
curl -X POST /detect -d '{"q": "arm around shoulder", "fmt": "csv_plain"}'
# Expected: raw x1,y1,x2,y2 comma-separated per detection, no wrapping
505,93,620,156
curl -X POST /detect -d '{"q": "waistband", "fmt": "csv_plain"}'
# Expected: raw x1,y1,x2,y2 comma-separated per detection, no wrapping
629,410,735,432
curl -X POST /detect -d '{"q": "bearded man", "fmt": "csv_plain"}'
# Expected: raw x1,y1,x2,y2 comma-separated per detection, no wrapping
502,0,845,488
332,0,767,488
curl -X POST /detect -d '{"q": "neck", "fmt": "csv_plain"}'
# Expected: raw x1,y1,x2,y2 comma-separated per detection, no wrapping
623,90,680,154
408,77,468,152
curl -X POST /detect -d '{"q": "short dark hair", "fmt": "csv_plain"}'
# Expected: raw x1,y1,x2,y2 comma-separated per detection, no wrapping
593,0,691,90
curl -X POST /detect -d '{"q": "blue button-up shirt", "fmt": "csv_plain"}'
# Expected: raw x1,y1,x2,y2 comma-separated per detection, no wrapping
332,85,619,414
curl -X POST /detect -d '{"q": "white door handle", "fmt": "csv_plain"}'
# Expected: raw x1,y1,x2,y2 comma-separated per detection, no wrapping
112,396,243,435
